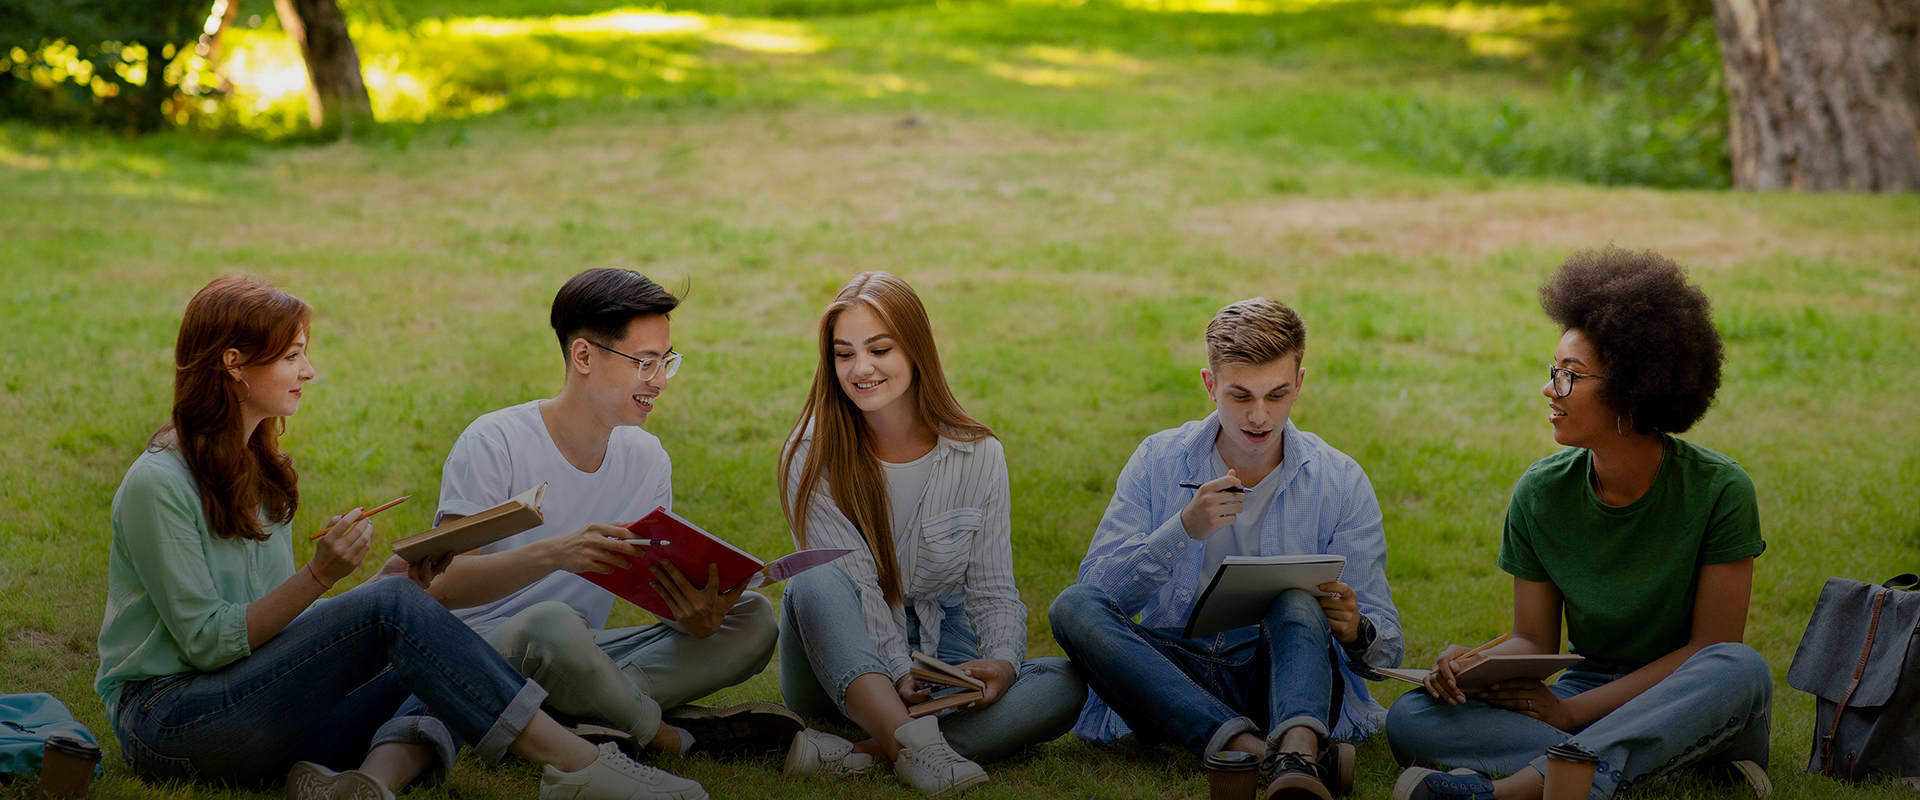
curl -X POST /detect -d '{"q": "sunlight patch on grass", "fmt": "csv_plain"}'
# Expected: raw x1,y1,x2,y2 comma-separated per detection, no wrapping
425,10,707,36
983,44,1150,87
1023,45,1149,74
703,24,828,54
1033,0,1376,15
209,11,832,126
1380,2,1574,58
806,67,926,95
986,62,1106,87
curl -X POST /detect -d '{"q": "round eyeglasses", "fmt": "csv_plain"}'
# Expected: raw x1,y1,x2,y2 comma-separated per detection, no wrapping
592,341,683,381
1547,364,1603,397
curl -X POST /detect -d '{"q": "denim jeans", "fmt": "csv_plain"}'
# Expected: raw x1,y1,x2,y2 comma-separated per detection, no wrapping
778,564,1086,763
1385,642,1773,800
113,579,546,786
1048,582,1339,757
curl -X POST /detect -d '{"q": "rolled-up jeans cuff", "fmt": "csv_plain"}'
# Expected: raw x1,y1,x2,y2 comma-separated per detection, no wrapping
1205,716,1259,757
829,662,891,717
475,680,548,763
1269,715,1329,746
370,716,459,787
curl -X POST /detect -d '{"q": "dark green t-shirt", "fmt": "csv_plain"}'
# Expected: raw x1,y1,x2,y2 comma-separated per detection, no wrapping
1499,436,1765,674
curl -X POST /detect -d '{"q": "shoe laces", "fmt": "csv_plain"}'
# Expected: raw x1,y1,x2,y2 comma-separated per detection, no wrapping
909,738,969,773
1260,751,1328,782
601,747,671,782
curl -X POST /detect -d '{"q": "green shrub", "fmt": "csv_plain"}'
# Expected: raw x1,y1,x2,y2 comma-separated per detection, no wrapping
0,0,210,131
1359,12,1729,189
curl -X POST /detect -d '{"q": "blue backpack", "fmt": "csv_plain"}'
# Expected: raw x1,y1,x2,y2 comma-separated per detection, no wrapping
0,693,99,776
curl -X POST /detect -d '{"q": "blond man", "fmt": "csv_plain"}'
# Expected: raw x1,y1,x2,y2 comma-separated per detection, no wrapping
1050,298,1402,800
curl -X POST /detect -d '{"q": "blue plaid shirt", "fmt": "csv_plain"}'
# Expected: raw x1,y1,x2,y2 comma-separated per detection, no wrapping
1070,413,1403,742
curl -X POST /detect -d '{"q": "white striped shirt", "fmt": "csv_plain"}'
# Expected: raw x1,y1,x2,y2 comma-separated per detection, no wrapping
787,433,1027,681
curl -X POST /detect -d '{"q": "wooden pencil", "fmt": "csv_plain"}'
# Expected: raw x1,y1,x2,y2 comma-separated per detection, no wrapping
309,495,411,540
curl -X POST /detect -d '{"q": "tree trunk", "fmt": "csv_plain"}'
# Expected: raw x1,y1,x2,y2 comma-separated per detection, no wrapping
274,0,373,137
1709,0,1920,191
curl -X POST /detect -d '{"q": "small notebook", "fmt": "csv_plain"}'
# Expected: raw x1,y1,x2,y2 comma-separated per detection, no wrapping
1376,654,1585,693
1182,554,1347,638
576,507,853,621
907,652,985,718
390,483,547,563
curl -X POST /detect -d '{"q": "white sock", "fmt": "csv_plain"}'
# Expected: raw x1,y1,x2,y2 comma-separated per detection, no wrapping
669,725,695,757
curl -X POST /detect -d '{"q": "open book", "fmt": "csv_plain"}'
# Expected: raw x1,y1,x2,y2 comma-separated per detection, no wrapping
907,652,985,718
577,507,853,621
389,483,547,563
1183,554,1346,638
1376,654,1585,693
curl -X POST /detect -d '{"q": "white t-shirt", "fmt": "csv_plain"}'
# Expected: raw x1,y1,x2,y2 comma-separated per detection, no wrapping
438,400,673,634
1201,446,1285,577
881,448,939,547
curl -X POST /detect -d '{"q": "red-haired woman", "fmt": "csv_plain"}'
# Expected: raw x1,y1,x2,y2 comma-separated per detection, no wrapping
94,276,705,800
775,271,1085,796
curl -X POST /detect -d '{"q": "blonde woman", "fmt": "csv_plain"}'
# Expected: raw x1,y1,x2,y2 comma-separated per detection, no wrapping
775,272,1085,795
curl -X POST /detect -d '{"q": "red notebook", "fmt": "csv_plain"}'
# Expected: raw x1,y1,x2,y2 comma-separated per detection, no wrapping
576,506,854,621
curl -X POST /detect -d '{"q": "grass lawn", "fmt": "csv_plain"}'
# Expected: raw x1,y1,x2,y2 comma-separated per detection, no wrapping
3,0,1918,797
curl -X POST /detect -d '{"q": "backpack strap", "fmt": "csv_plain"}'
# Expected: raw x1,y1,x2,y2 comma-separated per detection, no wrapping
1884,574,1919,590
1821,586,1891,778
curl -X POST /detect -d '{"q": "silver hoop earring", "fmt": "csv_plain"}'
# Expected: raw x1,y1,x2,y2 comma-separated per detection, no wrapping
1616,415,1626,437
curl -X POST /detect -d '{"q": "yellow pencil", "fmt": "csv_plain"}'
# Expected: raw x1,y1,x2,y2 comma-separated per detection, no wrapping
1452,632,1511,663
310,495,411,540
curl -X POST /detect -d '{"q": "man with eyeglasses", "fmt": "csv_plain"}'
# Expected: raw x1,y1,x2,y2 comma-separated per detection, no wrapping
377,268,794,799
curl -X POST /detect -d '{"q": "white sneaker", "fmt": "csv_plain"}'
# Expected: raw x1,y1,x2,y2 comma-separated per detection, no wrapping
539,742,709,800
1729,760,1773,799
782,728,875,778
890,716,987,796
285,762,395,800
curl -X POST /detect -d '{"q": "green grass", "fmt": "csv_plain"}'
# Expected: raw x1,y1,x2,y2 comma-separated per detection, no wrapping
3,0,1920,797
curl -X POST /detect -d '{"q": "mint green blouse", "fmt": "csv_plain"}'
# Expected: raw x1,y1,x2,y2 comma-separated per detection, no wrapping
94,446,299,729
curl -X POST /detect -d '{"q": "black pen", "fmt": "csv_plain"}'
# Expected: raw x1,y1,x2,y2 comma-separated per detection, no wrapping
1179,481,1249,494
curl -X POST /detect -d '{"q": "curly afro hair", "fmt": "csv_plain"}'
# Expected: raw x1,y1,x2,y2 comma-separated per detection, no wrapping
1539,247,1724,435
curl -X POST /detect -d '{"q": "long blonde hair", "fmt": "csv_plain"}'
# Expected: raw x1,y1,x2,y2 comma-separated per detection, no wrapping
779,272,991,606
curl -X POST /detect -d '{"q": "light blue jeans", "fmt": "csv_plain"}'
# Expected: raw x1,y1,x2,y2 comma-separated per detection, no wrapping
1048,582,1339,756
1385,642,1772,800
777,564,1086,763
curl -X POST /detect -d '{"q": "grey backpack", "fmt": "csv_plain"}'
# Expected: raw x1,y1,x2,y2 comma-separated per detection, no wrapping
1787,574,1920,787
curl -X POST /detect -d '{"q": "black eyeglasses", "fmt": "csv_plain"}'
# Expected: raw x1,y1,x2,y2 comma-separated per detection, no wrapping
1547,364,1603,397
592,341,683,381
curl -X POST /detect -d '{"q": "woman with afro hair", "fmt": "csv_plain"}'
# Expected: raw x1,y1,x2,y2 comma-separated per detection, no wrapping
1385,247,1772,800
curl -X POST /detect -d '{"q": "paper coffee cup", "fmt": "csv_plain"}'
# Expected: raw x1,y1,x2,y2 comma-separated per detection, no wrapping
1542,742,1599,800
1204,750,1261,800
37,733,101,800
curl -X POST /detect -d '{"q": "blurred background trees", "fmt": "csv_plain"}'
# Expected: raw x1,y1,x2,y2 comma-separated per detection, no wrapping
0,0,207,131
2,0,1913,193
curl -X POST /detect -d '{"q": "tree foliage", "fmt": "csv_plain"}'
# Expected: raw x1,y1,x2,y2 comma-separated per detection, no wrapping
0,0,210,131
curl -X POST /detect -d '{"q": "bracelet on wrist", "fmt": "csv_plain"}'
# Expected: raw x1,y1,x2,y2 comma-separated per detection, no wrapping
305,563,333,591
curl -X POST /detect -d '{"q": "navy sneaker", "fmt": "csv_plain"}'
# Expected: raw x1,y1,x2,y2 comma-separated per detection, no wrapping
1391,766,1496,800
1261,751,1334,800
665,702,805,757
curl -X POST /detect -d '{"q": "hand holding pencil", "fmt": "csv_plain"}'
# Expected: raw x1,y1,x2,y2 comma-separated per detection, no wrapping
1425,633,1511,705
308,506,376,589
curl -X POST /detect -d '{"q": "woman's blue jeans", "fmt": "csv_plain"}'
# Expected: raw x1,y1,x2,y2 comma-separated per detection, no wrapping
777,564,1086,763
1385,642,1773,800
113,579,546,786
